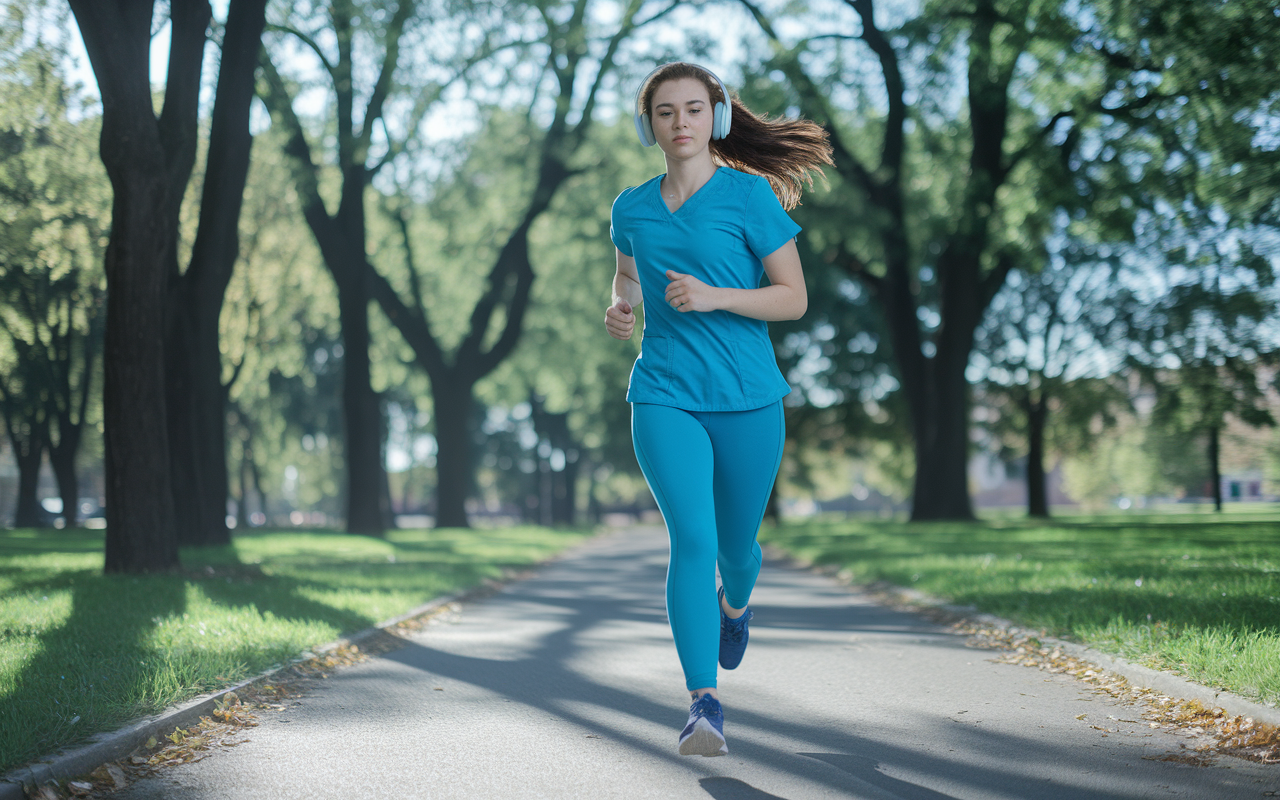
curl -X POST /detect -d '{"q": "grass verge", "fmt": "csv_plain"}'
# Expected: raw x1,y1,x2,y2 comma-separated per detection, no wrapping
760,512,1280,707
0,525,590,772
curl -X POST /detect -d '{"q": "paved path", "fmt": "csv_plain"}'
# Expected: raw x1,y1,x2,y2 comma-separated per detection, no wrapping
115,527,1277,799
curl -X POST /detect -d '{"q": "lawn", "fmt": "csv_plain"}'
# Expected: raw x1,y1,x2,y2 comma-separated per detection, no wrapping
0,525,590,773
760,510,1280,707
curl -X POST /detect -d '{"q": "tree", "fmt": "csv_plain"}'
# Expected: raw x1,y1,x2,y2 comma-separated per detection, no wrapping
220,126,345,527
67,0,271,567
66,0,212,570
972,252,1130,517
0,0,108,528
738,0,1280,519
365,0,668,527
1128,245,1278,511
1104,0,1280,511
165,0,269,546
256,0,441,534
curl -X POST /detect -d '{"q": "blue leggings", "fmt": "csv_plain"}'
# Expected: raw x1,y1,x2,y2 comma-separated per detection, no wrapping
631,401,785,691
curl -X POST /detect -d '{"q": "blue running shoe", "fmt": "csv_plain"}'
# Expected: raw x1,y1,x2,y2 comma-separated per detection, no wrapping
679,693,727,757
718,586,753,670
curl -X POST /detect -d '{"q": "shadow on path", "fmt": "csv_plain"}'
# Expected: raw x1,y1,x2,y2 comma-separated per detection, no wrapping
700,777,791,799
306,534,1187,799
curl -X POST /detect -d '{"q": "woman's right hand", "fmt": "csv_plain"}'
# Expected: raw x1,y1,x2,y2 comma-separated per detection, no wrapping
605,299,635,340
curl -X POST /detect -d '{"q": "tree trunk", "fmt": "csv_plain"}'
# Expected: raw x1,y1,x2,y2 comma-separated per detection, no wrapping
10,420,46,528
237,449,251,529
380,412,396,526
100,170,180,571
1208,424,1222,512
586,463,601,525
554,453,580,526
1024,391,1049,518
167,0,269,547
48,438,80,527
432,379,475,528
165,311,212,542
908,336,976,520
336,273,391,534
70,0,212,573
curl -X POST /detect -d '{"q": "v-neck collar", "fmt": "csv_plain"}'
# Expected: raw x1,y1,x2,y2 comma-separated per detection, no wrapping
651,168,723,217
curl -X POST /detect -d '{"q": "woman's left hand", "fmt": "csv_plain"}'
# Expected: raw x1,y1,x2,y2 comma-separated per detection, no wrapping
664,270,719,313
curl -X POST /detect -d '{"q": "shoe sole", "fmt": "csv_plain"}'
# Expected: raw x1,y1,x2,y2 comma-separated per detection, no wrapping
679,718,728,757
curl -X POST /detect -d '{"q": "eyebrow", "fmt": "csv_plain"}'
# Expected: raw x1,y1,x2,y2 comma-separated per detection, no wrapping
654,99,706,110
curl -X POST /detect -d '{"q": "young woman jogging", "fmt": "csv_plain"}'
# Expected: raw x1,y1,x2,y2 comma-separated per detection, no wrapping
604,62,832,757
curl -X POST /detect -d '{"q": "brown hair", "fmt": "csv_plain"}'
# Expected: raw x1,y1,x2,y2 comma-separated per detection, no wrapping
640,63,833,210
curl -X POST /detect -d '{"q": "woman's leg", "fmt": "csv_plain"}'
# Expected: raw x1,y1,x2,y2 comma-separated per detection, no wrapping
631,403,720,693
702,401,785,612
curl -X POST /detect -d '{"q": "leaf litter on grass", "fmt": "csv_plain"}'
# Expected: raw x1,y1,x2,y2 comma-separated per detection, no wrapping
962,622,1280,765
857,580,1280,767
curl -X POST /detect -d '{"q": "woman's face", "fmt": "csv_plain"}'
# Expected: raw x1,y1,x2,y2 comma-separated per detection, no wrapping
649,77,713,159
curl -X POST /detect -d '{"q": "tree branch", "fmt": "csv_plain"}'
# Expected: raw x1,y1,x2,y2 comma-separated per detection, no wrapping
357,0,417,164
845,0,907,179
389,201,428,324
366,262,448,375
573,0,650,145
738,0,878,197
257,52,330,226
1006,109,1074,173
265,23,338,83
980,249,1017,313
369,39,529,176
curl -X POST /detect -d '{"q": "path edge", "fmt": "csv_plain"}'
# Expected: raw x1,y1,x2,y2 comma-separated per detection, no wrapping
761,545,1280,729
0,550,566,800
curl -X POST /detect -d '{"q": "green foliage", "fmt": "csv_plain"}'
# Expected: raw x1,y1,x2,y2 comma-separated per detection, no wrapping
0,523,590,771
220,127,346,520
0,0,108,518
1060,417,1170,506
762,512,1280,705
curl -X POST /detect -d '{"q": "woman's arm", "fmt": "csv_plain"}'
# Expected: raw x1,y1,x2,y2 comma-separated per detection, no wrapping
663,239,807,322
605,248,643,340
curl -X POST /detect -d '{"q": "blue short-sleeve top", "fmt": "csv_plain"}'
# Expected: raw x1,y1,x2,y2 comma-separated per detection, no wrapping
610,167,800,412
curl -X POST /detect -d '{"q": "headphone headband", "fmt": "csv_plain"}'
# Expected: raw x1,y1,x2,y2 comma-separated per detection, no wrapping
633,62,732,147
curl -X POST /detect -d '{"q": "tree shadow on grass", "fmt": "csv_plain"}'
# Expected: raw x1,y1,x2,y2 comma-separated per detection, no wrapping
0,573,187,772
2,545,390,773
942,587,1280,637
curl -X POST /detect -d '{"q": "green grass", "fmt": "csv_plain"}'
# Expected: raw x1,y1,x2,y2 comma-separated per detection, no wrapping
760,511,1280,707
0,525,590,772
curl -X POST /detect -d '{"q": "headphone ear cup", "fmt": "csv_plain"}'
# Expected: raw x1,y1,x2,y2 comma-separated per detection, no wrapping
634,113,656,147
713,101,730,139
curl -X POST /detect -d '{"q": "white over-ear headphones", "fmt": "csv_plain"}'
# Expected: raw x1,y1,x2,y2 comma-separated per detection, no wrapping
633,63,732,147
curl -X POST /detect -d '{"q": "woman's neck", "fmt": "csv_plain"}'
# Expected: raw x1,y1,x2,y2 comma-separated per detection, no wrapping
662,153,718,202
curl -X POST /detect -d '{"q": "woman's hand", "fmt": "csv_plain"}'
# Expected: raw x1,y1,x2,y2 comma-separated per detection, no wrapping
605,299,635,340
664,270,719,313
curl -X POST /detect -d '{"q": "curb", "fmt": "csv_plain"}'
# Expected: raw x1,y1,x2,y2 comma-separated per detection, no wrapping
941,603,1280,728
762,546,1280,729
0,583,484,800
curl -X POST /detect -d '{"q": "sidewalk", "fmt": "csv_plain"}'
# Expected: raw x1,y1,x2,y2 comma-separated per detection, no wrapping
103,527,1277,799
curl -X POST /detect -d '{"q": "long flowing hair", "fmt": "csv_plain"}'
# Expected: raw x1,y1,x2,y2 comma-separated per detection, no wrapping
640,63,834,210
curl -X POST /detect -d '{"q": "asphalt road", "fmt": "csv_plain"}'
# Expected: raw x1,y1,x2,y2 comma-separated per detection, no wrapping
113,526,1278,799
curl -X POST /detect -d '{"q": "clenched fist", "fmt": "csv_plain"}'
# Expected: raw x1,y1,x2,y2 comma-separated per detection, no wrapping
605,299,635,340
